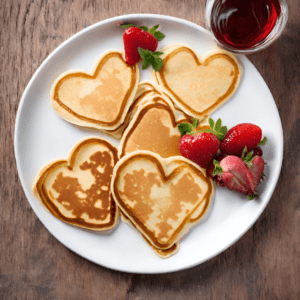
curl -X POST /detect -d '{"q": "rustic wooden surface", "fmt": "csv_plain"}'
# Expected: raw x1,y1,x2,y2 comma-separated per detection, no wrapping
1,0,299,299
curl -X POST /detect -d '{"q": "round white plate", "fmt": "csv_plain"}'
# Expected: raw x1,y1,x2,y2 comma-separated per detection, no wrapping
15,14,283,274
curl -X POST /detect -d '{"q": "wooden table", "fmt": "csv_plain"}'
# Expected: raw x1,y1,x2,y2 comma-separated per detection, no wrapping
1,0,299,299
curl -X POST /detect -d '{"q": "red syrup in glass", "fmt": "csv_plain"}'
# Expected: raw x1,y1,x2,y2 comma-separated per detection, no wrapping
211,0,282,50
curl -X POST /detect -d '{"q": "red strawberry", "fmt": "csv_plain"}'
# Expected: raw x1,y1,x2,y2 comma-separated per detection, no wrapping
213,155,265,197
220,123,262,156
219,156,256,195
179,133,219,168
123,27,158,66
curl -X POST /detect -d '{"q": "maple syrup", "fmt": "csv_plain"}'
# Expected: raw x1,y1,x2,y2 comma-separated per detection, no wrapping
210,0,282,50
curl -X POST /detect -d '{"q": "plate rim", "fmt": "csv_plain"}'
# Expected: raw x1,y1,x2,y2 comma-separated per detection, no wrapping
14,13,284,274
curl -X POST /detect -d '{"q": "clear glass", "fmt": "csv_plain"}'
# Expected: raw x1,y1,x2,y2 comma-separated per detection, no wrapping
205,0,288,54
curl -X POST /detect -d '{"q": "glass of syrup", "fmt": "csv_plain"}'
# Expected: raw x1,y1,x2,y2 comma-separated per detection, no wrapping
206,0,288,54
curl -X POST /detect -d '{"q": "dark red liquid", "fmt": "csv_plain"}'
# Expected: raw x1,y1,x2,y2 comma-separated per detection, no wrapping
211,0,282,49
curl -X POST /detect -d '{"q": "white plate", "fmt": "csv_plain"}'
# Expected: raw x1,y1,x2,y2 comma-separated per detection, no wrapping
15,14,283,274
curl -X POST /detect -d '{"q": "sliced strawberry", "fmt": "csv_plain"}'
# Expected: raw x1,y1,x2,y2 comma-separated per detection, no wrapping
221,172,249,194
220,123,262,156
179,133,220,168
123,27,158,66
247,156,265,188
219,156,256,195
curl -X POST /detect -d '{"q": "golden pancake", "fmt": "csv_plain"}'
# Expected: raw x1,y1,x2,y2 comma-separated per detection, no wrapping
111,151,213,251
119,93,210,159
51,50,139,131
119,156,212,232
155,45,242,120
119,156,212,258
119,165,211,259
33,137,119,231
101,81,162,139
101,81,169,139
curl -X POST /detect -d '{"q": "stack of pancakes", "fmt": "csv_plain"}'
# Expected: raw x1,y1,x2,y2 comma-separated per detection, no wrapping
33,45,241,258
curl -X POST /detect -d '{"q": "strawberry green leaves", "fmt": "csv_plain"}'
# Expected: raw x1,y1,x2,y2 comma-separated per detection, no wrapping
149,25,165,41
121,24,139,29
258,137,267,146
212,160,223,177
138,48,164,72
192,118,199,129
121,24,165,41
241,146,254,165
199,118,227,140
139,26,149,32
247,194,258,200
178,118,198,135
178,117,227,140
178,123,193,136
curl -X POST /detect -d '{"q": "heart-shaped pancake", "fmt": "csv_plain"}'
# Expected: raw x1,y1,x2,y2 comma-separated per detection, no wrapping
51,50,139,131
155,45,241,120
119,153,212,258
111,151,213,250
119,93,210,158
33,137,119,231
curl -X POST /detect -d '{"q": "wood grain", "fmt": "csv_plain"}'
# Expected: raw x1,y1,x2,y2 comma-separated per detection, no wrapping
1,0,299,299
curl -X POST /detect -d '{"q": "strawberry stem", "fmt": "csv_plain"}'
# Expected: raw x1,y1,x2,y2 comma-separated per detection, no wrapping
212,160,223,177
241,146,248,160
258,137,267,146
247,194,258,200
178,117,227,139
192,118,198,129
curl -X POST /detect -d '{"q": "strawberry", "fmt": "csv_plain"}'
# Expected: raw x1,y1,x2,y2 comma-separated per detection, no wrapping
213,154,265,198
121,24,165,68
220,123,263,156
123,27,158,65
179,133,220,168
219,156,256,194
177,117,267,193
178,118,226,168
